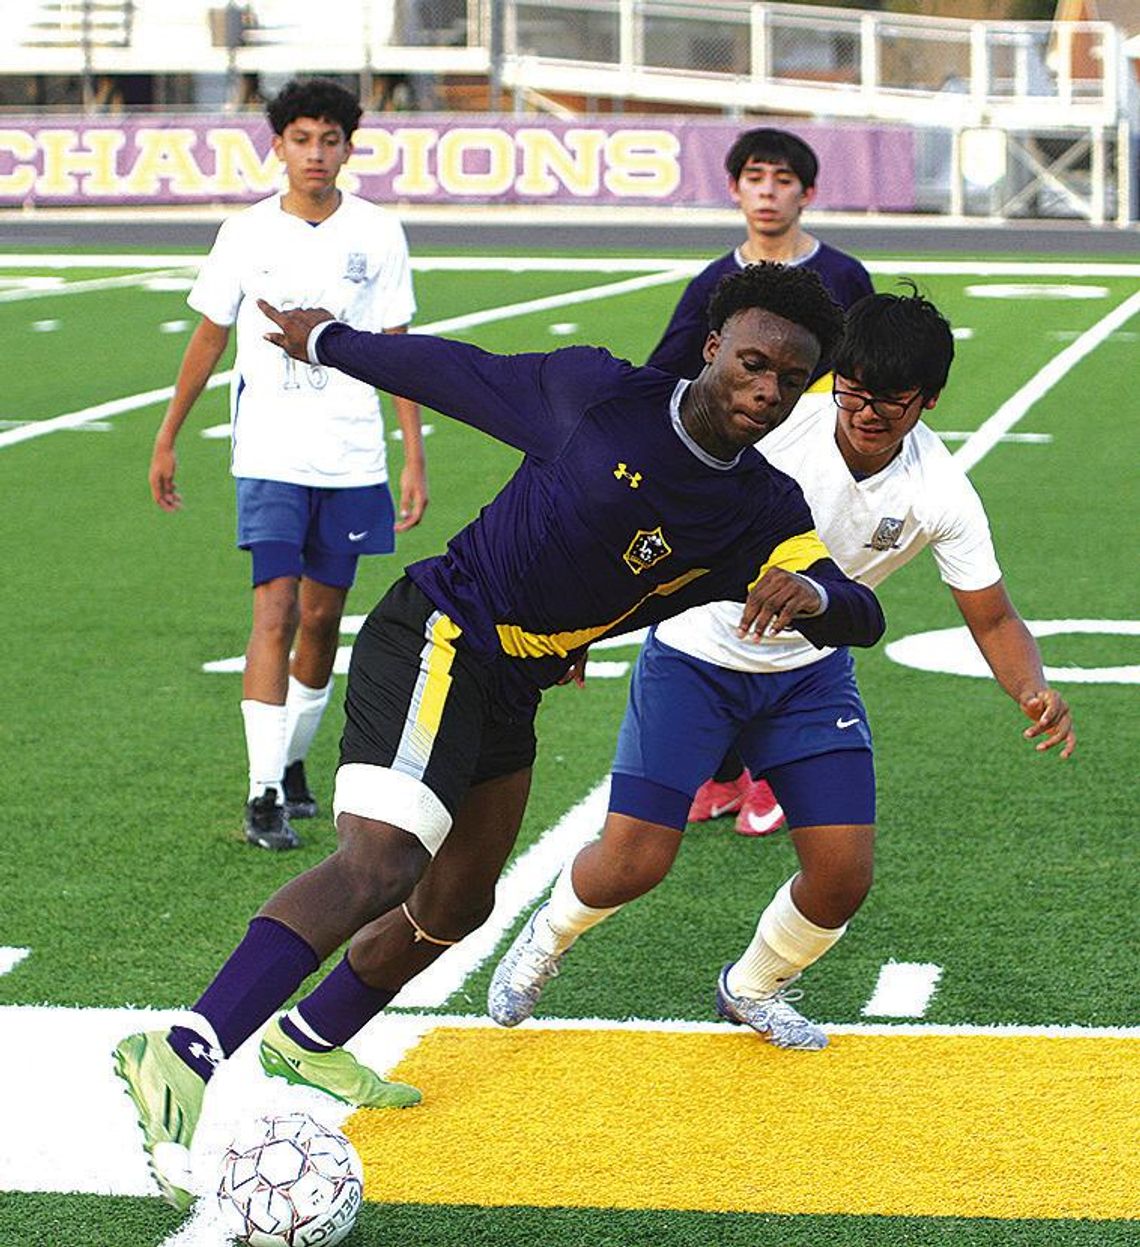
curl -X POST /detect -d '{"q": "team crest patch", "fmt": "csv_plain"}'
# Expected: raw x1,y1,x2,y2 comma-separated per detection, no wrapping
345,252,368,282
623,527,672,575
867,516,905,551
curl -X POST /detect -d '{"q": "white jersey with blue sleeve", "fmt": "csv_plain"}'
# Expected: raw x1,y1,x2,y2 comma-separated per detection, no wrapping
188,192,415,488
654,392,1002,672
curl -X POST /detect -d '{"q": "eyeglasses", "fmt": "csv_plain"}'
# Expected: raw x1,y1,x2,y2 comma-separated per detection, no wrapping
832,383,922,423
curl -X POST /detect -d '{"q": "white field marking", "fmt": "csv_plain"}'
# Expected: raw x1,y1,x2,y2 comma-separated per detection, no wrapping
1049,328,1139,342
965,283,1108,300
862,962,944,1017
0,270,691,451
31,319,60,331
549,321,580,335
886,619,1140,685
937,430,1052,444
6,254,1140,277
952,286,1140,473
160,319,191,333
389,779,611,1008
951,326,974,339
0,948,30,975
0,267,195,303
2,1002,1137,1205
0,419,111,432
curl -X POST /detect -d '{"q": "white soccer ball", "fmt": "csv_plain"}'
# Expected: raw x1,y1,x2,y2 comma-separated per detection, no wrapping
217,1112,364,1246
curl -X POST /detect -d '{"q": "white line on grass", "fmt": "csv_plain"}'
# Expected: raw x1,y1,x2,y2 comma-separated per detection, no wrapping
0,269,693,450
0,948,30,976
0,267,194,303
5,254,1140,276
952,288,1140,472
862,962,944,1017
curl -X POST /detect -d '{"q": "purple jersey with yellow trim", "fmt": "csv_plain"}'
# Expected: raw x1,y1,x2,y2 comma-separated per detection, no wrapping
648,243,873,381
314,326,884,712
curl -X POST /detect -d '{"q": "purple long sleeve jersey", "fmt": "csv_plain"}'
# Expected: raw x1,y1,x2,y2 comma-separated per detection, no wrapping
313,325,885,714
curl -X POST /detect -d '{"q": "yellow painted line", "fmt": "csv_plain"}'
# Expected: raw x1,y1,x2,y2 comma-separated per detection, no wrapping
346,1026,1139,1220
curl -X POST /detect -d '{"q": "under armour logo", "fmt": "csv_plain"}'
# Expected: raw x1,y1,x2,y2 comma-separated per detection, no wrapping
614,462,642,488
188,1041,222,1070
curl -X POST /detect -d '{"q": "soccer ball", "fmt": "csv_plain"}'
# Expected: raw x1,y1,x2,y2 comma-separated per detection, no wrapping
217,1112,364,1246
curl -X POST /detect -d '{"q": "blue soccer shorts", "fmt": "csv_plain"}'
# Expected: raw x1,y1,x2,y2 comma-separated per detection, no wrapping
609,630,875,832
236,478,396,588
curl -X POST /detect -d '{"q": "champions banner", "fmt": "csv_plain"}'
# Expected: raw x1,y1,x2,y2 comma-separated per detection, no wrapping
0,115,915,210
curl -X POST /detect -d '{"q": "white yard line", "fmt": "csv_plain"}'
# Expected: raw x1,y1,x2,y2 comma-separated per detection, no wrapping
0,268,693,450
952,287,1140,472
861,962,944,1017
4,253,1140,276
0,267,194,303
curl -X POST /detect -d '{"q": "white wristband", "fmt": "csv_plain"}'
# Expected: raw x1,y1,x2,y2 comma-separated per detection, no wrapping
306,319,339,365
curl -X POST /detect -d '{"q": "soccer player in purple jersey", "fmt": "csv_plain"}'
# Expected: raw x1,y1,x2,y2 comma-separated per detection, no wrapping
651,128,874,835
113,263,884,1214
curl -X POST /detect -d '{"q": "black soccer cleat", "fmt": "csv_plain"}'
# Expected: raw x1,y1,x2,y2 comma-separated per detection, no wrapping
282,760,318,819
243,788,300,851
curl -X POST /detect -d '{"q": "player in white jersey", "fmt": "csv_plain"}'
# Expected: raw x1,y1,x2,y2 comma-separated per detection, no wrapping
489,290,1074,1048
148,78,427,851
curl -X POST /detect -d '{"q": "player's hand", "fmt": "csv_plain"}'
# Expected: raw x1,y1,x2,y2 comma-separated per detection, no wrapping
556,650,589,688
395,463,428,532
738,567,821,641
149,445,181,511
1019,688,1075,758
258,300,334,361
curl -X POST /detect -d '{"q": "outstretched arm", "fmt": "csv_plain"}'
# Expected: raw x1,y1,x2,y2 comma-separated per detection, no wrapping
951,580,1075,758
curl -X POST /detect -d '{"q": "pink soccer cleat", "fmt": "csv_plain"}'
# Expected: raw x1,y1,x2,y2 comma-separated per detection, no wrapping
688,771,751,823
734,778,786,836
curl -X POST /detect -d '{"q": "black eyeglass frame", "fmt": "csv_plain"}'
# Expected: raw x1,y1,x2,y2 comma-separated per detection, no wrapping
831,382,924,423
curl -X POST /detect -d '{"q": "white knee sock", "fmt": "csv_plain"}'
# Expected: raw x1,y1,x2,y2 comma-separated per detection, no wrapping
241,699,287,801
537,860,622,956
727,876,847,1000
284,675,334,767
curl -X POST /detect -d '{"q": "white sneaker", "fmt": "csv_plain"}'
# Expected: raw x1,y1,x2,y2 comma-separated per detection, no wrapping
488,904,565,1027
715,964,828,1050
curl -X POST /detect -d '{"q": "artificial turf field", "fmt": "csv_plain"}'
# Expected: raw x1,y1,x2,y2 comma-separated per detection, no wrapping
0,244,1137,1246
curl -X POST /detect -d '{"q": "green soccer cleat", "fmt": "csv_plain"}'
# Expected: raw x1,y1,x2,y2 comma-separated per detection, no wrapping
112,1031,206,1212
259,1018,422,1109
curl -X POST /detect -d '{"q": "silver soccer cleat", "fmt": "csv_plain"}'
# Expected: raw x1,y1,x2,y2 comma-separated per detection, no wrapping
715,964,828,1050
488,904,565,1027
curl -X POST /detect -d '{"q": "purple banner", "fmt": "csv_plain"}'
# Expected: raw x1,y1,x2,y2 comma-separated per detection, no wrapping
0,115,914,210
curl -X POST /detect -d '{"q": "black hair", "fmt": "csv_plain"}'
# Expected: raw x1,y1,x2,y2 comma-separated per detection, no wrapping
724,128,818,188
266,77,362,140
833,284,954,397
706,263,844,364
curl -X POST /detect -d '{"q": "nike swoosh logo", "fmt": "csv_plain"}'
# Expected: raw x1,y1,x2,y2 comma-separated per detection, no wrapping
836,716,861,729
347,530,368,542
710,801,741,818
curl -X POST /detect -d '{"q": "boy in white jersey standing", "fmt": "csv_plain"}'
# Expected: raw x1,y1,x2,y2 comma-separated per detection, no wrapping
148,77,427,851
490,289,1075,1049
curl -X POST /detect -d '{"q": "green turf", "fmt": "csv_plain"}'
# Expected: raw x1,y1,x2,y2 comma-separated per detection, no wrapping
0,249,1136,1244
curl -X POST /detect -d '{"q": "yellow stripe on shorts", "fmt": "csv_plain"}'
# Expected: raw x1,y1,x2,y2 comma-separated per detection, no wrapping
393,612,462,778
345,1026,1138,1220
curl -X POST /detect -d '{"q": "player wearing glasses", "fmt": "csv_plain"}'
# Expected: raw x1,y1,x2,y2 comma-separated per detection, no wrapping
490,288,1074,1050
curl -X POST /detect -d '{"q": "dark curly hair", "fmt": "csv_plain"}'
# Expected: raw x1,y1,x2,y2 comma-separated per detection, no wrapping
706,262,844,364
266,77,362,140
833,284,954,397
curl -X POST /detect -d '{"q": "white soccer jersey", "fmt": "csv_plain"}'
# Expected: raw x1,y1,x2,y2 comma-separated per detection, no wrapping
189,192,415,487
654,392,1002,672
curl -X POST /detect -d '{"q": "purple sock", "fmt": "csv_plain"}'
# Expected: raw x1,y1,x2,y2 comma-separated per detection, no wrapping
179,916,320,1059
281,954,396,1051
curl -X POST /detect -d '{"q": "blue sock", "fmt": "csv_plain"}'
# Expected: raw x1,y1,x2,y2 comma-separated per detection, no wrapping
281,954,396,1051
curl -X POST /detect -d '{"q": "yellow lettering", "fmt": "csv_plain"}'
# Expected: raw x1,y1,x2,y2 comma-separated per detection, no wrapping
208,129,280,195
437,128,514,196
123,129,209,196
0,129,37,197
392,128,439,196
515,129,605,196
603,130,681,199
36,128,125,197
